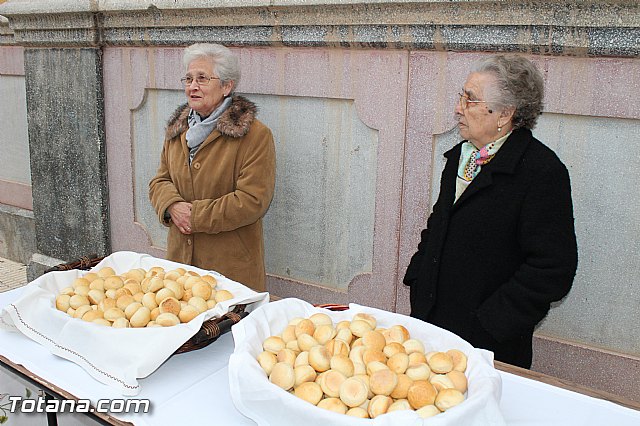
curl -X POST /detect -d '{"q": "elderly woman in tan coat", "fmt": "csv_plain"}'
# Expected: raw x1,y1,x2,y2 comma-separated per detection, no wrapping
149,43,276,292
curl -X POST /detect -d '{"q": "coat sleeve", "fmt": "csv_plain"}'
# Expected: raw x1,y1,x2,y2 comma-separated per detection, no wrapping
403,222,431,286
476,162,578,342
190,124,276,234
149,139,186,226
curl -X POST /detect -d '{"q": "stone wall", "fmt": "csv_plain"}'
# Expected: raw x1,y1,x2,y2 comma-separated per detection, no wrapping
1,0,639,401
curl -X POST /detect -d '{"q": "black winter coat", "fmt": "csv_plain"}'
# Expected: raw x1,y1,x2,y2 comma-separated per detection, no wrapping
404,128,578,368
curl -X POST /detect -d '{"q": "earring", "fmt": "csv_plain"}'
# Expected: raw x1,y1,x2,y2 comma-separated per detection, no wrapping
498,125,502,132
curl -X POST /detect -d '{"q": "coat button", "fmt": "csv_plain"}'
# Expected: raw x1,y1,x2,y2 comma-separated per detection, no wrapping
432,257,438,263
187,238,192,246
193,162,201,170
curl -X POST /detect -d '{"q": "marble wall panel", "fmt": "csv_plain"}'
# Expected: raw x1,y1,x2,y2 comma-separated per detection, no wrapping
402,52,640,357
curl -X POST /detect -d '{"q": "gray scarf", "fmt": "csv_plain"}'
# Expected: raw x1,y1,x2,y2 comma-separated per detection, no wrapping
186,96,233,165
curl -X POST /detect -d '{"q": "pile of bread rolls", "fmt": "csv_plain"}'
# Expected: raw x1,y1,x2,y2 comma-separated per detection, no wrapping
54,266,233,328
257,312,468,419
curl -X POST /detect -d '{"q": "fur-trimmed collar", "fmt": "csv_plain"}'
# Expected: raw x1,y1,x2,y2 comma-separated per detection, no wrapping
165,95,257,140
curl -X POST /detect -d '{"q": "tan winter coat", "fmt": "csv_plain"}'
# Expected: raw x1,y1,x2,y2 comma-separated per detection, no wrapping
149,96,276,291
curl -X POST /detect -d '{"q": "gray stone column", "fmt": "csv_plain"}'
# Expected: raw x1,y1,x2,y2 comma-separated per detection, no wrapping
0,4,110,278
25,47,110,277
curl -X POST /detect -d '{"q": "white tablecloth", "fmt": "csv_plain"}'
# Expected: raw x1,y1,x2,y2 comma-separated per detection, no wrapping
1,288,638,425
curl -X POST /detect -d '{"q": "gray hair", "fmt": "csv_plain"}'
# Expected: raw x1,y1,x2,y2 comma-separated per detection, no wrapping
183,43,241,89
472,55,544,130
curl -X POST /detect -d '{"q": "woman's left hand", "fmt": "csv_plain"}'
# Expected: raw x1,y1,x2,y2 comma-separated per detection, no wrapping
168,201,193,234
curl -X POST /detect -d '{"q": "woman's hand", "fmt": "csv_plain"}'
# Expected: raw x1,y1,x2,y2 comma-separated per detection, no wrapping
168,201,193,234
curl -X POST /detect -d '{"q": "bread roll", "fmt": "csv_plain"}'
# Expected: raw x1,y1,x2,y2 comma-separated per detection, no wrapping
294,351,309,367
104,276,124,290
56,294,71,312
99,297,116,311
408,352,428,366
407,380,437,409
178,305,200,323
114,287,132,299
92,318,111,327
416,404,441,418
297,334,319,352
141,292,158,310
124,268,145,282
150,307,160,321
72,277,91,289
352,374,373,399
142,277,164,293
387,352,409,374
317,397,347,414
73,305,92,319
294,382,323,405
330,354,354,377
349,345,365,364
123,280,142,295
339,377,368,407
60,286,75,295
74,285,90,297
434,388,465,411
124,302,143,319
191,281,212,300
105,289,117,300
406,363,432,381
362,349,387,365
428,352,454,374
446,370,468,393
349,320,373,337
112,317,130,328
214,290,233,303
82,309,104,322
96,266,116,278
388,399,412,412
294,364,317,387
201,274,218,288
390,373,413,399
104,305,130,323
146,266,165,278
188,296,208,314
367,395,392,418
319,370,346,398
294,319,316,338
325,338,349,357
163,280,184,300
362,330,386,352
159,296,181,316
155,312,179,327
313,324,336,345
345,407,369,418
257,350,278,376
263,336,286,354
184,275,202,290
276,348,297,366
335,328,353,345
82,272,99,282
69,294,90,309
403,339,425,354
281,325,297,343
353,313,377,329
130,306,152,328
430,374,456,392
269,362,295,390
387,324,411,344
447,349,468,372
309,312,332,327
163,270,182,282
369,368,398,396
383,342,406,358
286,340,300,352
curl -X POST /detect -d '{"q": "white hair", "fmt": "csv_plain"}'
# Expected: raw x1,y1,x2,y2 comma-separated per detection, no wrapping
183,43,241,88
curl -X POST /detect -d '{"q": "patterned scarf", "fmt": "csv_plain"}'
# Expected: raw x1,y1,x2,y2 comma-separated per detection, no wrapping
185,96,233,165
455,131,511,202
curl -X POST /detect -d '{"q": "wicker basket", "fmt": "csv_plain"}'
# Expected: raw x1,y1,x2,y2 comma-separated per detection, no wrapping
45,254,248,355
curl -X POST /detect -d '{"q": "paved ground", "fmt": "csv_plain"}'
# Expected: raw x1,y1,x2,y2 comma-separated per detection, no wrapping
0,256,28,292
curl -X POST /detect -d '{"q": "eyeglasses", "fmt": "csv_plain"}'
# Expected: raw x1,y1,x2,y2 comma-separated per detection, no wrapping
458,92,490,111
180,75,220,86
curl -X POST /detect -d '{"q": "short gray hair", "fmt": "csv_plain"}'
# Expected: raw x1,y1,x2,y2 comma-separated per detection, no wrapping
183,43,241,89
472,55,544,130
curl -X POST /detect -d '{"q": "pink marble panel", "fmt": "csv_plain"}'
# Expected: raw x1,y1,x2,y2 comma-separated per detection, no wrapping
0,180,32,210
399,52,640,315
104,46,409,312
0,46,24,75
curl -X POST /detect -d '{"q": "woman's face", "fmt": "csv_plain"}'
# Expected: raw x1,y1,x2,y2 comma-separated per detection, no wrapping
184,58,231,117
455,72,504,148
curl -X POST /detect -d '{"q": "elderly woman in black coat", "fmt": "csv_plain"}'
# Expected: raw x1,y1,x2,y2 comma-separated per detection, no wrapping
404,55,578,368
